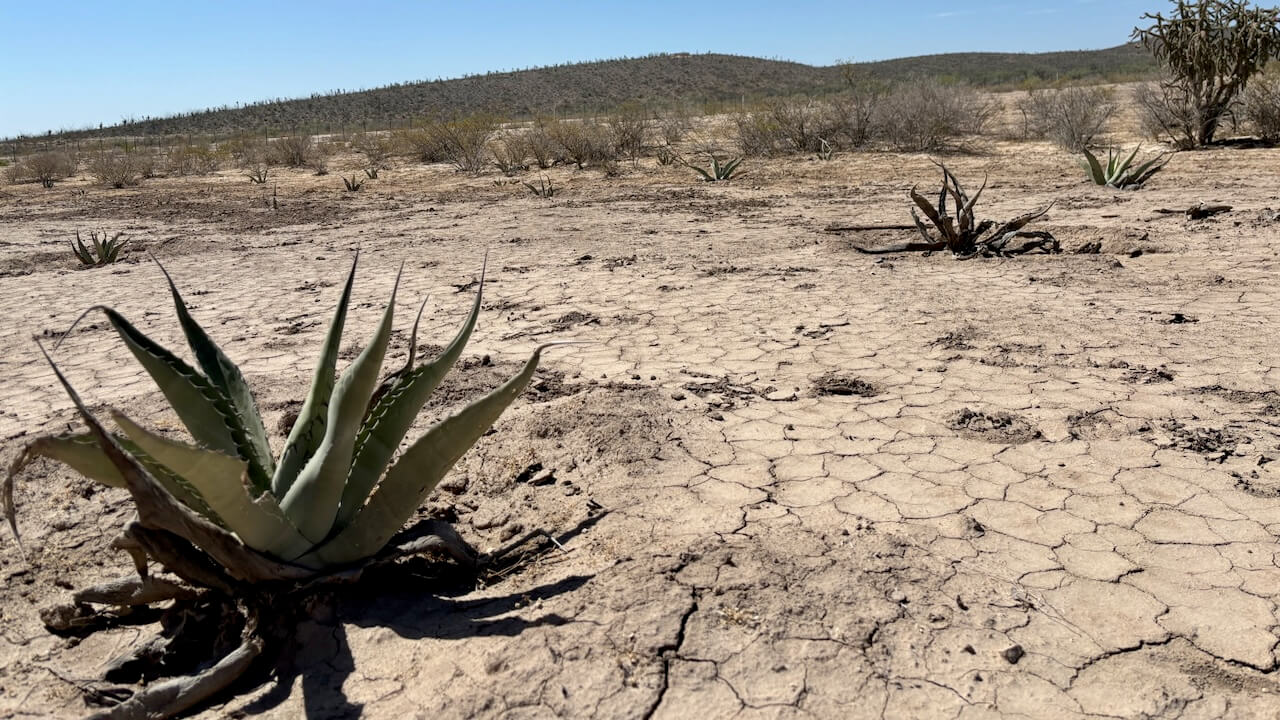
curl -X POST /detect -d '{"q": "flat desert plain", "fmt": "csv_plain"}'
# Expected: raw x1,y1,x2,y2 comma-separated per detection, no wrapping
3,128,1280,719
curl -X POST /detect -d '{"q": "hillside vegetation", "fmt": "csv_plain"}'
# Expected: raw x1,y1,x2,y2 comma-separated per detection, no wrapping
16,45,1155,143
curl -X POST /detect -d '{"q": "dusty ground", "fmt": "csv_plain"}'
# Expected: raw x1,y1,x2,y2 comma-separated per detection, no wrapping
3,129,1280,719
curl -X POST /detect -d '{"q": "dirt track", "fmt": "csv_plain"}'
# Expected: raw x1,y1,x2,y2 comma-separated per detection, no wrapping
3,137,1280,718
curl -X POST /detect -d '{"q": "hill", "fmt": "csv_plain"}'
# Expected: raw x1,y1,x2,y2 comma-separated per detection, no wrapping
26,45,1155,141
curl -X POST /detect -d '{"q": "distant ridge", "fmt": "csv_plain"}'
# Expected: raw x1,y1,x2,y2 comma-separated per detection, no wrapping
26,45,1154,140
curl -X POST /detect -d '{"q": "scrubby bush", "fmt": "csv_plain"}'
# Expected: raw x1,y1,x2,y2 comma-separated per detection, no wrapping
1242,71,1280,140
657,106,693,145
352,132,396,169
1016,86,1116,150
545,118,616,169
269,135,317,168
165,142,220,176
733,110,785,156
1134,81,1205,148
489,134,529,175
877,78,998,151
605,105,650,161
525,120,561,169
397,115,496,172
5,150,77,187
88,151,146,188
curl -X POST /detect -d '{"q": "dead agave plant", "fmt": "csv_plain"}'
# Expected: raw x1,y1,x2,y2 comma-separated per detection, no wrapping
2,255,574,719
854,162,1059,257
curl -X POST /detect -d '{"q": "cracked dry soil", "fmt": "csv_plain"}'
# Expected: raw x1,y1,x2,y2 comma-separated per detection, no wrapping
4,138,1280,719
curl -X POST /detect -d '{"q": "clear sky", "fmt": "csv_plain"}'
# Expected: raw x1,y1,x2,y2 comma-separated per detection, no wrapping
1,0,1160,138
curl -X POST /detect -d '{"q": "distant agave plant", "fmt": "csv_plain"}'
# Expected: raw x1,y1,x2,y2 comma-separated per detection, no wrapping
71,230,130,267
687,153,743,182
1080,145,1170,189
2,256,565,717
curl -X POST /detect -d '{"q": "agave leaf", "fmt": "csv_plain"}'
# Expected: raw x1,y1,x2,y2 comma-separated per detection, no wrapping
1109,146,1142,185
689,163,714,182
1081,147,1105,185
908,185,943,229
336,263,486,530
31,342,310,583
304,343,561,567
1128,153,1170,186
280,268,402,543
155,259,274,485
721,157,743,179
98,307,268,492
111,412,312,560
272,254,358,497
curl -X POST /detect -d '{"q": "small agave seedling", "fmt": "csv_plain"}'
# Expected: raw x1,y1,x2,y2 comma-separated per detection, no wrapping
853,162,1059,258
1080,145,1170,189
71,230,130,267
687,153,743,182
3,255,568,718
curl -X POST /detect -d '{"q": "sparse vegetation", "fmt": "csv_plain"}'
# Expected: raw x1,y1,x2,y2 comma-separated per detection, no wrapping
1242,70,1280,140
245,165,269,184
4,150,77,187
3,258,563,718
1133,0,1280,147
1017,86,1117,150
1080,146,1171,188
545,118,616,170
70,230,130,267
342,173,364,191
489,135,530,175
88,151,145,188
165,141,220,176
878,78,999,152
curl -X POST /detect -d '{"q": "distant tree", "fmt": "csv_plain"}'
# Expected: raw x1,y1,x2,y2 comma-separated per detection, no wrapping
1132,0,1280,146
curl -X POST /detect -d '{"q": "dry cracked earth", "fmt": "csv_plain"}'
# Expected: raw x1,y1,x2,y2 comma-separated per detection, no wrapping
2,133,1280,719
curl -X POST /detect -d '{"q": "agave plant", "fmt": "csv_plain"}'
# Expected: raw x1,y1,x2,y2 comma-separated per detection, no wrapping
342,173,364,191
523,175,555,198
3,255,567,718
686,153,743,182
1080,145,1170,189
852,162,1059,258
71,230,130,267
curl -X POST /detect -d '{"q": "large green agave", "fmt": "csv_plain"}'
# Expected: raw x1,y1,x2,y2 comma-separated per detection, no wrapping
3,255,555,579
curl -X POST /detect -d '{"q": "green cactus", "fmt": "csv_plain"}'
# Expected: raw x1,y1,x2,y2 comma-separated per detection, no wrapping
71,230,130,267
1080,146,1171,189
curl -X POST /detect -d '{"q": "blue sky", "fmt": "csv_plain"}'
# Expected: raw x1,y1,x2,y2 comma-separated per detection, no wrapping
1,1,1158,138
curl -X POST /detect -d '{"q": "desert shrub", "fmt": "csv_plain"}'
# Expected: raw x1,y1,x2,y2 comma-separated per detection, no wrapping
88,151,145,187
269,135,316,168
733,111,785,156
166,142,220,176
545,118,615,169
525,121,561,169
489,135,529,175
605,104,650,161
877,78,999,151
657,106,693,145
399,115,496,172
352,132,396,169
396,126,450,163
1016,86,1116,150
1134,81,1205,148
5,150,77,187
1242,70,1280,140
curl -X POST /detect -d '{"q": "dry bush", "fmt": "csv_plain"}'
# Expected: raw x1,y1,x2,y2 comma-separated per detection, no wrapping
877,78,998,152
1016,86,1116,150
269,135,317,167
1242,71,1280,141
396,126,451,163
399,115,496,172
525,121,561,169
657,106,693,145
605,104,650,161
165,142,220,176
5,150,77,187
489,134,530,175
545,118,616,169
88,151,145,188
352,132,396,169
1134,81,1204,149
733,111,786,156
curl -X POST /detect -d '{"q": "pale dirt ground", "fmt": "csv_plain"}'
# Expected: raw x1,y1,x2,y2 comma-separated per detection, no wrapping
3,122,1280,719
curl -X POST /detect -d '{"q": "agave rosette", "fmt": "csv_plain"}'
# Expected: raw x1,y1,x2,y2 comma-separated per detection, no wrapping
4,255,555,578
